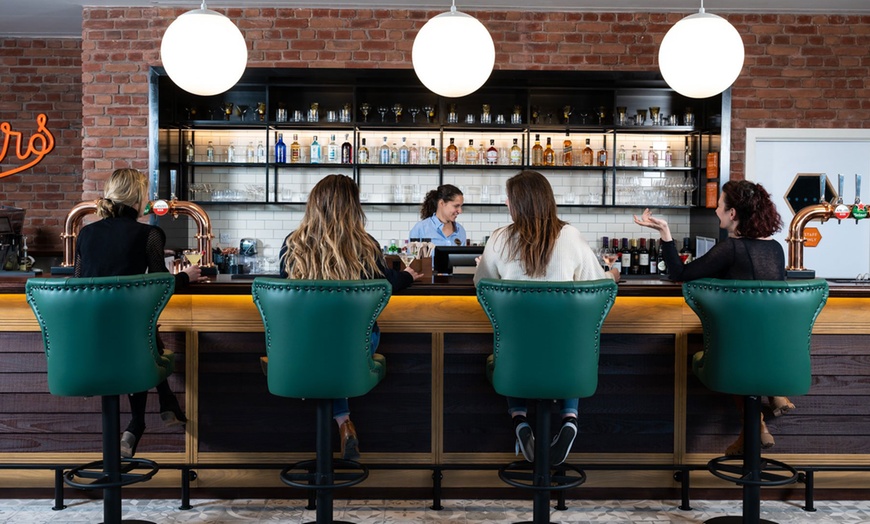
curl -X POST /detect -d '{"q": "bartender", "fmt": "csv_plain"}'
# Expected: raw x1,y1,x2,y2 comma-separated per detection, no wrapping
409,184,466,246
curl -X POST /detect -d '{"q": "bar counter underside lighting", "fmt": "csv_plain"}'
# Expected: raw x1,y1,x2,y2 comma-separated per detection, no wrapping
1,276,869,499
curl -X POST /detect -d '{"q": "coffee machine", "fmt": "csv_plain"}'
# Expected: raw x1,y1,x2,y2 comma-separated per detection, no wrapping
0,206,29,271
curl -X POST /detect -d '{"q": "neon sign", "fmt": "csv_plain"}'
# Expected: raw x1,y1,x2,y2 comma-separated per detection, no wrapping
0,113,55,180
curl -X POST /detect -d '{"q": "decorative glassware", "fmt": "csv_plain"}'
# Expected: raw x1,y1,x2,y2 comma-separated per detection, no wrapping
684,107,695,126
562,105,573,125
616,106,627,126
408,106,420,123
222,102,234,121
597,106,607,125
377,105,388,123
636,108,648,125
422,105,434,124
256,102,266,122
236,104,250,121
447,104,458,124
649,106,661,126
391,103,403,123
360,102,371,122
481,104,492,124
308,102,319,122
511,105,523,124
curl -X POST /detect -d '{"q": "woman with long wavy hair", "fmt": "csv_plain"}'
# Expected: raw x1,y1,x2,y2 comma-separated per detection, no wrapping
475,170,619,466
279,174,418,460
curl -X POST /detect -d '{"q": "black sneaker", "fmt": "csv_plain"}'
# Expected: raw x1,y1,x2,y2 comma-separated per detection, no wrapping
515,421,534,462
550,419,577,466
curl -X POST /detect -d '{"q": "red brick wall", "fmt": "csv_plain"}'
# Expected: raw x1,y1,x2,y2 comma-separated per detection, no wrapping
6,8,870,251
0,38,82,252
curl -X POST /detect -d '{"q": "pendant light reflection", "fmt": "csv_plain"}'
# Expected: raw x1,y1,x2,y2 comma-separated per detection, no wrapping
658,2,744,99
160,1,248,97
412,1,495,98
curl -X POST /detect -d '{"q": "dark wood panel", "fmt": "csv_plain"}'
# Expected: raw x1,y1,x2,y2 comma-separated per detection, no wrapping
443,333,676,454
0,432,185,454
0,332,43,353
197,332,432,454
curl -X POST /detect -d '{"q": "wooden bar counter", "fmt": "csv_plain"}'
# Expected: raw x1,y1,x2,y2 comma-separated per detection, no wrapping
2,274,870,497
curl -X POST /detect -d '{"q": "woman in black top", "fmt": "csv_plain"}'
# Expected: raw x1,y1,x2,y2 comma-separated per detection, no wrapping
278,174,419,460
75,168,201,458
634,179,790,455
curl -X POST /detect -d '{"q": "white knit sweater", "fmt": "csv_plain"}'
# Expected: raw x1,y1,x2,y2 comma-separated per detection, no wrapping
474,224,612,284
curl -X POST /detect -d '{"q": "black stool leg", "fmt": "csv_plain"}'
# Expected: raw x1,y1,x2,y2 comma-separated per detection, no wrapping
102,395,122,524
314,399,335,524
531,399,552,524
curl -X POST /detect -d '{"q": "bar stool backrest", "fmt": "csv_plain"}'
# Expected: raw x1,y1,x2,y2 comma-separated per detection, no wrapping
477,278,618,400
251,278,391,399
25,274,175,397
683,278,829,397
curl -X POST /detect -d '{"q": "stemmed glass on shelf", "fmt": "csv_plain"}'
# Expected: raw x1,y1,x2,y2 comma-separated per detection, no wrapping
360,102,371,122
408,106,420,123
377,105,389,123
236,105,250,122
391,103,403,123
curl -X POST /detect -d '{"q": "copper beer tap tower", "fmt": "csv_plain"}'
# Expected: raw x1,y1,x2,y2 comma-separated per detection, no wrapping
60,198,214,268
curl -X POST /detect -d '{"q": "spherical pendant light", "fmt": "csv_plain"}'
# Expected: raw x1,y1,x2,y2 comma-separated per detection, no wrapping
160,2,248,97
658,7,744,99
412,3,495,98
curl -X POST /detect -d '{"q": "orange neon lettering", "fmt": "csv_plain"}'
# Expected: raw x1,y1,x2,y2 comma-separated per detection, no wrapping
0,114,56,180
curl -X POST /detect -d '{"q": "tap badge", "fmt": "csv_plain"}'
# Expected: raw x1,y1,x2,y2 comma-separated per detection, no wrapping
0,114,55,179
151,200,170,217
834,203,851,220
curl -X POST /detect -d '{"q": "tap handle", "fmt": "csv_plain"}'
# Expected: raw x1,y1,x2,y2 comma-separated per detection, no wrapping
170,169,178,201
819,173,827,203
856,174,862,201
837,174,845,204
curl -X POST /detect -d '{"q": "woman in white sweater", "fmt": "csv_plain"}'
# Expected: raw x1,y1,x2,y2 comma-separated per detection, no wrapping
474,170,619,466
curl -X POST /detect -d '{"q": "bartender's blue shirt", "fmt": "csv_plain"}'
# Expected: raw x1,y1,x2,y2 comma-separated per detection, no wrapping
409,214,467,246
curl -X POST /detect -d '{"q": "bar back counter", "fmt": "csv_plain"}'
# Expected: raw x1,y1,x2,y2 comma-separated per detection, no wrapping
2,274,870,502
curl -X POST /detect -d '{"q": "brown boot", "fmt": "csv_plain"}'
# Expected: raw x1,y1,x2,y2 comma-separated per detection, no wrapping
726,414,775,455
339,419,360,461
768,396,795,417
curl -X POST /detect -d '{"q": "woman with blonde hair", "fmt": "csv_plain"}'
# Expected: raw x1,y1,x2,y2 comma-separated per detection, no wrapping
279,174,419,460
475,170,619,466
75,168,201,458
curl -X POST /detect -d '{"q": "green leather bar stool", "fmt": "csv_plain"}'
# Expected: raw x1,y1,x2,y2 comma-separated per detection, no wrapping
25,274,176,524
252,278,390,524
477,278,618,524
684,278,829,524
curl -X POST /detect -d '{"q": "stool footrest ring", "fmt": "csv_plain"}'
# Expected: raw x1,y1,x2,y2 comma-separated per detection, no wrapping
64,458,159,490
280,458,369,490
707,455,798,487
498,460,586,491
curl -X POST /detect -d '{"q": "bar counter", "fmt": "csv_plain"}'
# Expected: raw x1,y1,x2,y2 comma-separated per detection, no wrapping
2,274,870,498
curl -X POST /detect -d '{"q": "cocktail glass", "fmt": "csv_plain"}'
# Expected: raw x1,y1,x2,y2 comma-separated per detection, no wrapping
222,102,234,121
408,106,420,123
391,103,403,123
422,105,434,123
377,105,388,123
360,102,371,122
236,105,250,121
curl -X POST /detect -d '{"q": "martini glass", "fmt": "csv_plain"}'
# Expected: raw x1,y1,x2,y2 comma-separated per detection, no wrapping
408,106,420,123
183,250,203,266
422,105,434,124
360,102,371,122
399,251,417,270
223,102,234,121
391,103,403,123
236,105,250,122
377,105,388,123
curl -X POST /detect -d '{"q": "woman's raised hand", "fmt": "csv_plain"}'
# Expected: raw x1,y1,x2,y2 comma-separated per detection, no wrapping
633,208,673,242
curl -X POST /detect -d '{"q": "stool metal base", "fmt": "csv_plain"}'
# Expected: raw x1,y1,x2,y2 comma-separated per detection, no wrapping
705,517,777,524
98,520,155,524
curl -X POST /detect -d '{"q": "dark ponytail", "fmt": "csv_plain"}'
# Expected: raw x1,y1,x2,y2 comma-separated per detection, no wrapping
420,184,463,220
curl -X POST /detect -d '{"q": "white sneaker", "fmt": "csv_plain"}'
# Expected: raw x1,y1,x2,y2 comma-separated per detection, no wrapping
550,419,578,466
515,422,534,462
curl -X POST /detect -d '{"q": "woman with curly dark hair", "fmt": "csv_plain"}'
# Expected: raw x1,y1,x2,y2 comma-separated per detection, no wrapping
634,179,788,455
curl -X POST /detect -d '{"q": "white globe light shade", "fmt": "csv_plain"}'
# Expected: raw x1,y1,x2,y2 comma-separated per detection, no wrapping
161,8,248,97
412,10,495,98
658,12,744,99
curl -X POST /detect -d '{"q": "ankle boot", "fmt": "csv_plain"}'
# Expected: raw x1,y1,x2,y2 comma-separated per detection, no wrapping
726,414,775,455
768,396,795,417
339,419,360,461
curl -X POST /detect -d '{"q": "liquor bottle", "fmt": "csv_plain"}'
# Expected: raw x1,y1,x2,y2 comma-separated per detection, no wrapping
428,138,439,164
617,144,626,166
379,136,390,164
597,143,607,166
226,143,235,162
638,237,649,275
510,138,522,166
680,237,694,264
476,141,486,165
206,141,214,162
611,237,622,274
310,135,321,164
684,138,693,167
664,145,673,167
630,144,639,167
647,145,658,167
648,238,658,275
246,141,255,162
358,137,369,164
274,133,286,163
562,133,573,166
465,139,476,165
257,140,266,163
409,142,419,164
327,134,339,163
543,137,555,166
620,238,631,276
486,139,498,165
389,142,399,164
399,137,410,165
446,138,458,164
341,134,353,164
531,134,543,166
629,238,640,275
186,140,194,162
581,138,593,166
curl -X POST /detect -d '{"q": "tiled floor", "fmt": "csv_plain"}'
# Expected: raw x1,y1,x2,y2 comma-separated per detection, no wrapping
0,498,867,523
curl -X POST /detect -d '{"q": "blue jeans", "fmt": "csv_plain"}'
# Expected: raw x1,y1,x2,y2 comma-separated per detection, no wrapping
507,397,579,418
333,330,380,419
